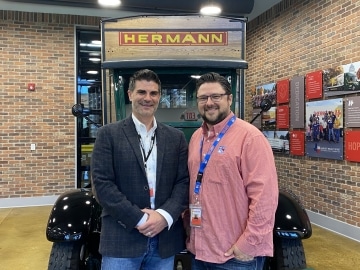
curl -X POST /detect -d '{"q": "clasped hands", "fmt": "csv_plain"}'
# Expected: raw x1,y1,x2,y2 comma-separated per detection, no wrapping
137,208,167,238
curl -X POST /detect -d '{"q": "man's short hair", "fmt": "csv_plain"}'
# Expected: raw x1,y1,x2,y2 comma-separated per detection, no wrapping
128,69,161,92
195,72,231,95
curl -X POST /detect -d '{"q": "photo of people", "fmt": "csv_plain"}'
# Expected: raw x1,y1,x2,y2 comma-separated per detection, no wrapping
305,98,343,160
251,82,276,108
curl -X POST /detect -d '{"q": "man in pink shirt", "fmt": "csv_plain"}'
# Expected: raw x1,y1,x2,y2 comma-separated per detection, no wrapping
187,72,278,270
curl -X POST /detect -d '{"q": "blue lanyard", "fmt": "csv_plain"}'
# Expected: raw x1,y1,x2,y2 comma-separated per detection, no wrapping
194,115,236,194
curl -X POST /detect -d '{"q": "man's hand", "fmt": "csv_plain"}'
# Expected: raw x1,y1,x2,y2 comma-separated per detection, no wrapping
137,209,167,237
224,244,254,261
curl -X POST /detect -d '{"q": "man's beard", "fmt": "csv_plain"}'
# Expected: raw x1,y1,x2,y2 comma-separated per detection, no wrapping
201,110,228,126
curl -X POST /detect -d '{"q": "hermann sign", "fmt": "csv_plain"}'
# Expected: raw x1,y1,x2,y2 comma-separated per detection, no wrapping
119,32,228,46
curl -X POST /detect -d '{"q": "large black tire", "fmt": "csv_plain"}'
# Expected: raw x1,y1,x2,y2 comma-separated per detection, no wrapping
48,241,101,270
48,242,84,270
269,237,307,270
48,237,101,270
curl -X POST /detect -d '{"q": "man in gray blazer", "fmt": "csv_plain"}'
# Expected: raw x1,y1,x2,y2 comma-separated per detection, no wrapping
91,69,189,270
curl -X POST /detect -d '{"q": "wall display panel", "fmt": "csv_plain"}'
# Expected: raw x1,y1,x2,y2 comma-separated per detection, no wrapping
323,61,360,98
305,70,323,100
344,96,360,128
276,79,289,104
261,106,276,131
276,105,289,129
290,131,305,156
252,82,276,108
305,98,343,160
345,131,360,162
290,76,305,128
262,130,289,154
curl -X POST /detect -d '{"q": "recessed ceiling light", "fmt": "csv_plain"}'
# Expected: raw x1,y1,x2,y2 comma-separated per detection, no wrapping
98,0,121,8
91,40,101,45
87,71,99,74
200,4,221,15
80,42,101,48
89,58,101,62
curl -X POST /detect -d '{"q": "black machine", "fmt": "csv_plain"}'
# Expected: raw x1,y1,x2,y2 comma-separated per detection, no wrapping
46,99,312,270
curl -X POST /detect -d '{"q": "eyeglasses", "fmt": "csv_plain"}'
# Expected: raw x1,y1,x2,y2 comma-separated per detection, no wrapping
196,93,228,104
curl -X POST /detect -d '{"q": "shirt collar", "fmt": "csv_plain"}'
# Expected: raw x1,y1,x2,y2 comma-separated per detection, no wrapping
132,114,157,135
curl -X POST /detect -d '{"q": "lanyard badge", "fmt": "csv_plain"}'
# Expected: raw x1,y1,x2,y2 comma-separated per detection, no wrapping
190,204,202,227
190,173,203,227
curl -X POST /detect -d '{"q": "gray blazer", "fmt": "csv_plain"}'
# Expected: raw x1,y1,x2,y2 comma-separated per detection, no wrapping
91,117,189,258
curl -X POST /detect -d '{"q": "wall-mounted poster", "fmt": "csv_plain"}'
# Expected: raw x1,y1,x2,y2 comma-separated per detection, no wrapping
344,96,360,127
276,105,289,129
252,82,276,108
305,98,343,160
261,106,276,130
345,131,360,162
263,130,289,154
306,70,323,100
277,79,289,104
323,61,360,98
290,76,305,128
290,131,305,156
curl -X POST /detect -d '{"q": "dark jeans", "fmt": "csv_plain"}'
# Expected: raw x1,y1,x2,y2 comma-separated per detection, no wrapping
101,236,174,270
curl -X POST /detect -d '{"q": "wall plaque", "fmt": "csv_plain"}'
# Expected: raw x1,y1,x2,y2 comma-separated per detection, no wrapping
290,76,305,128
306,70,323,100
290,131,305,156
277,79,289,104
345,131,360,162
276,105,289,129
345,96,360,127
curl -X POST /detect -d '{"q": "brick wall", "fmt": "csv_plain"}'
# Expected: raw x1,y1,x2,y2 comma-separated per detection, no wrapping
0,11,99,198
246,0,360,227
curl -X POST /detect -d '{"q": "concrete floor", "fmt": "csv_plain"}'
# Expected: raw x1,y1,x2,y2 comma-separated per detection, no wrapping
0,206,360,270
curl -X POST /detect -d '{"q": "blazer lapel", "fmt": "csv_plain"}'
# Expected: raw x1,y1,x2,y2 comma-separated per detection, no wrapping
155,125,165,188
123,117,147,177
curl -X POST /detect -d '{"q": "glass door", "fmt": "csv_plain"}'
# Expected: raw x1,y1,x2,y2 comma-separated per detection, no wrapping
76,28,101,188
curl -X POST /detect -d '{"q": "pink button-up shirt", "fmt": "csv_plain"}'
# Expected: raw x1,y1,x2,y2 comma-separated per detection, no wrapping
187,112,278,263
